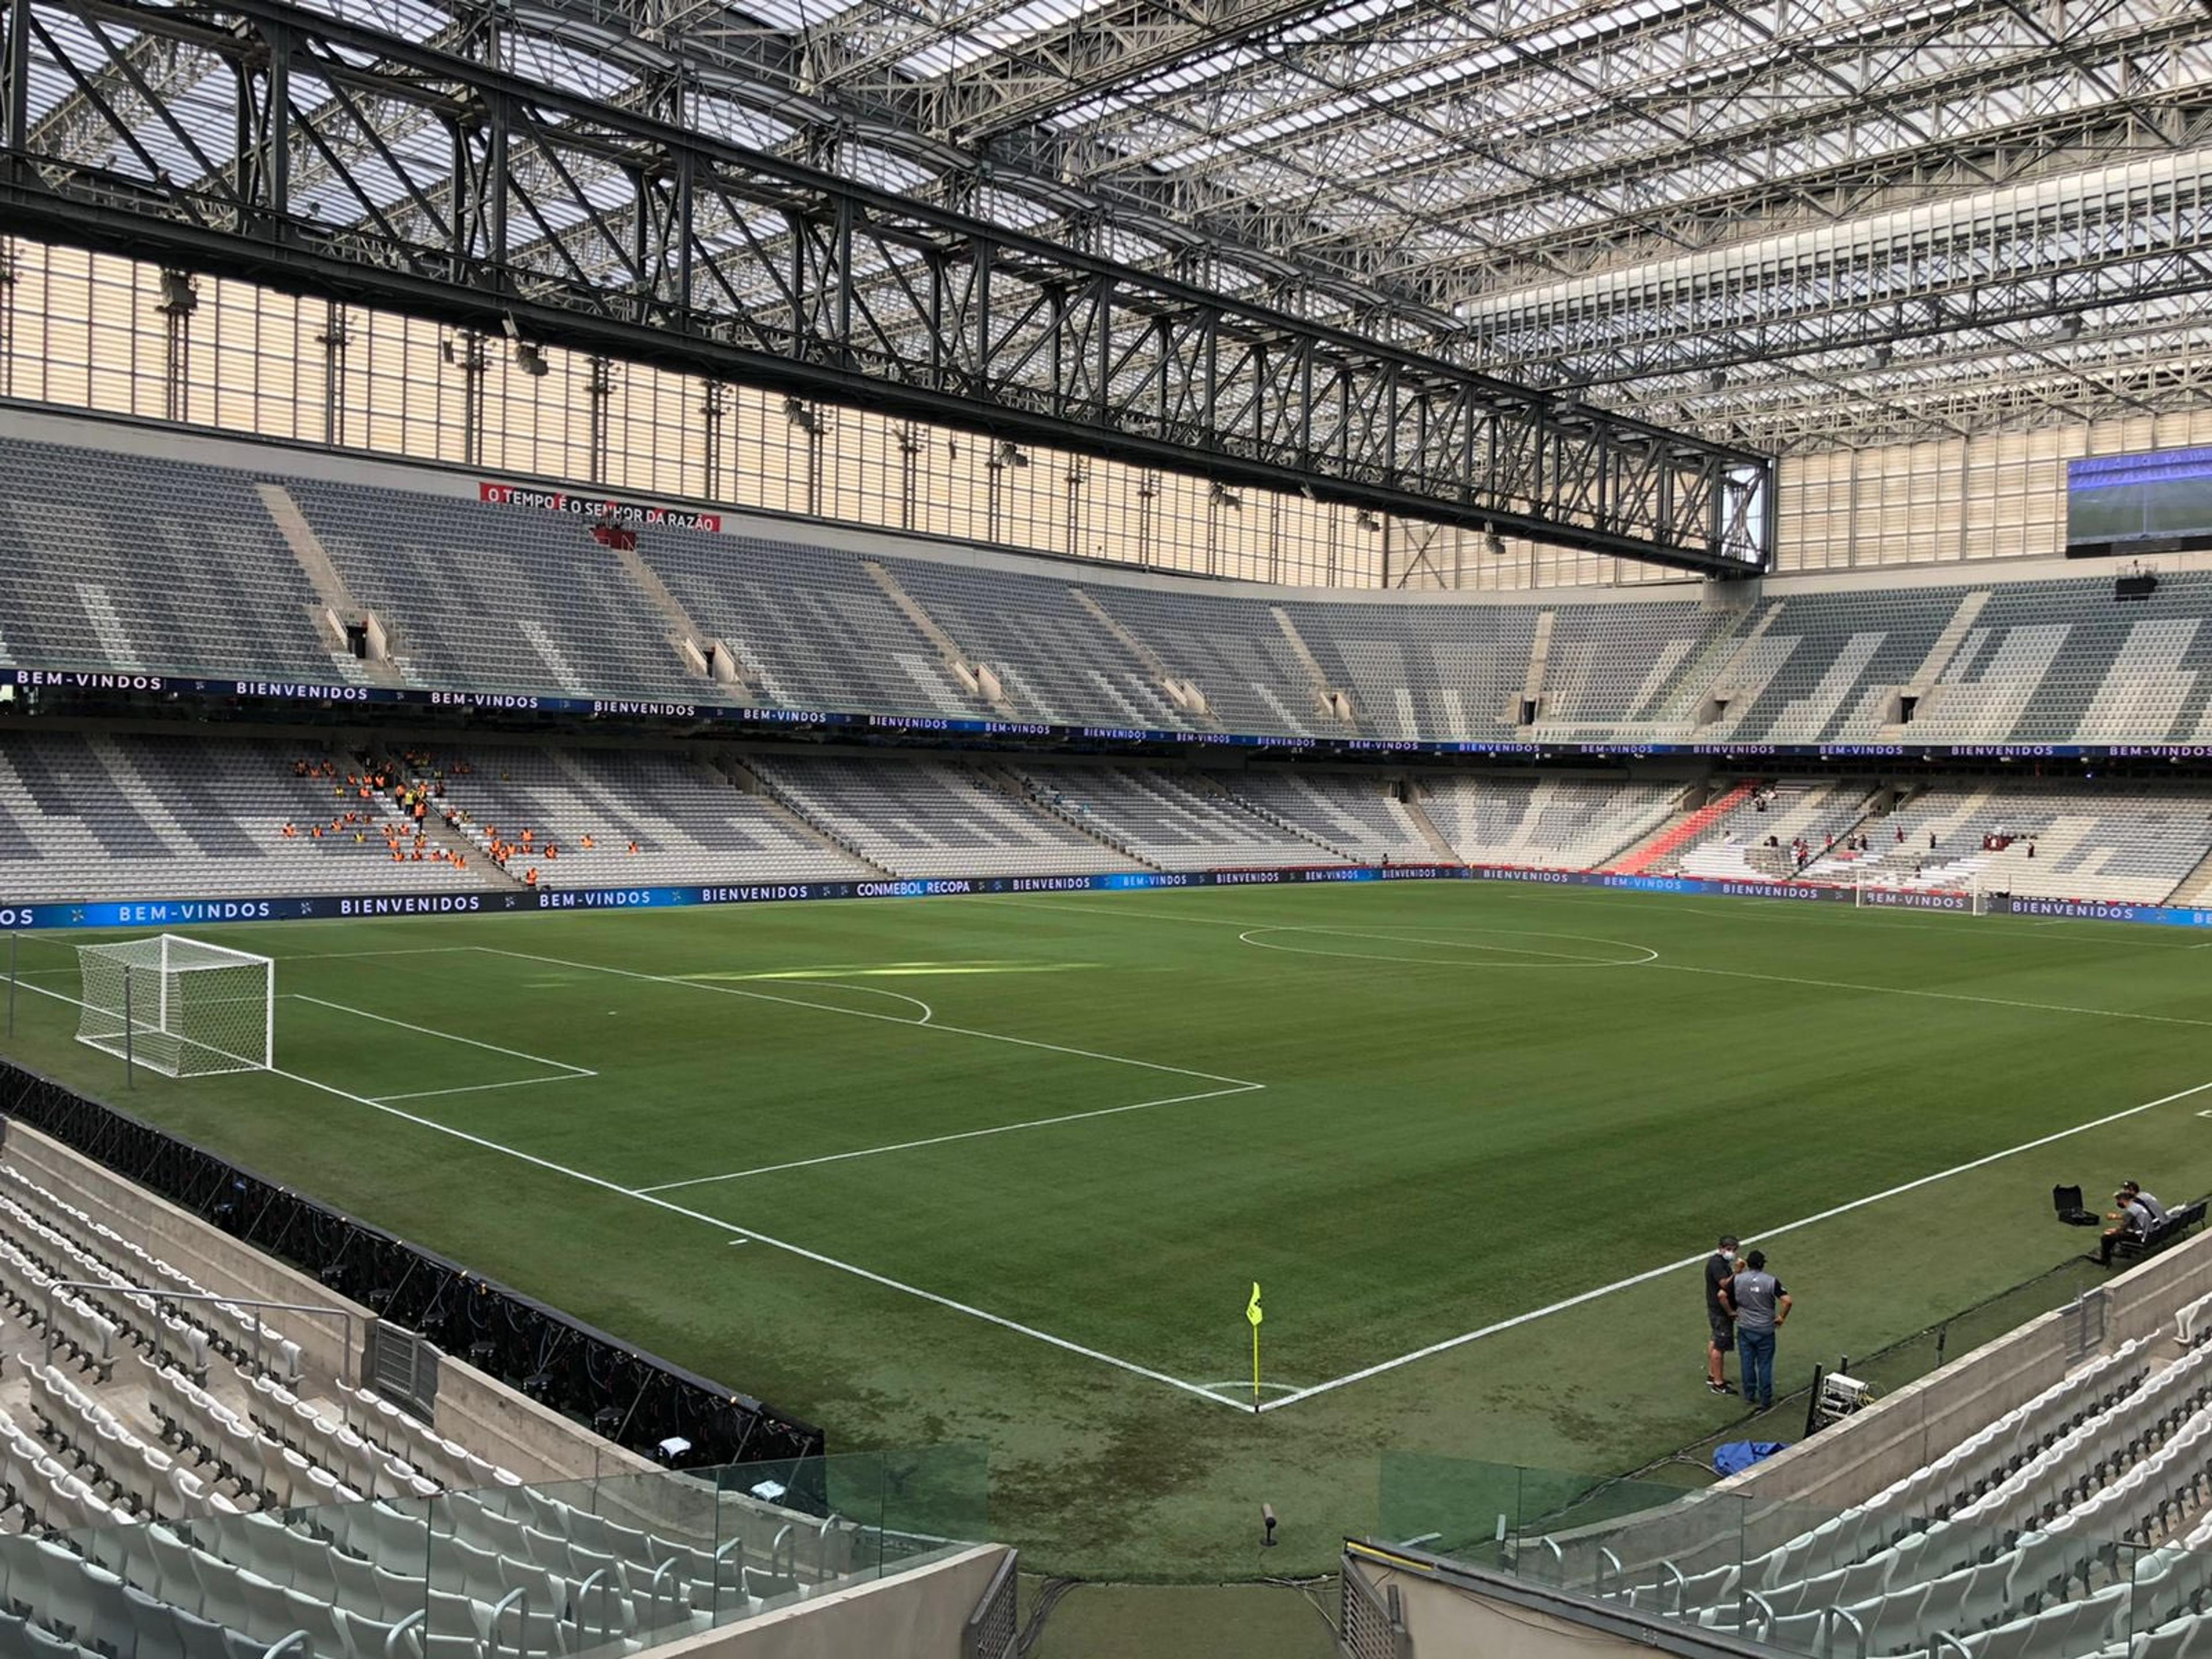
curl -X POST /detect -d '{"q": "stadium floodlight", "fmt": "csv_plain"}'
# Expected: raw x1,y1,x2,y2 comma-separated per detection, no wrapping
74,935,274,1078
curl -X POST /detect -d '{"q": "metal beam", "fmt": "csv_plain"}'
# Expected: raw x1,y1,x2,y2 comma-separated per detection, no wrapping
0,0,1774,573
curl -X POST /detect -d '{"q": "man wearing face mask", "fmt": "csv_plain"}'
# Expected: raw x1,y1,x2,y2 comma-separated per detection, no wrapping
1705,1234,1740,1397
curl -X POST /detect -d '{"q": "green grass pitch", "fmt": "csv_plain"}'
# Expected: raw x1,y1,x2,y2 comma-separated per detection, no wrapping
6,880,2212,1578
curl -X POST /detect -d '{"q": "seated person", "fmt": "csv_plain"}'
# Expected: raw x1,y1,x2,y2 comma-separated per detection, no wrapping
2102,1188,2155,1265
2126,1180,2167,1224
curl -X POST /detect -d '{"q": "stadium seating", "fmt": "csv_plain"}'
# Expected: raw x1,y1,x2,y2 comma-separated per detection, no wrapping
0,437,358,685
1418,776,1683,869
1206,770,1439,863
386,747,876,888
1011,767,1350,871
0,1143,934,1659
1796,783,2212,903
1531,1330,2212,1659
285,480,703,700
746,756,1138,876
20,425,2212,749
0,734,480,902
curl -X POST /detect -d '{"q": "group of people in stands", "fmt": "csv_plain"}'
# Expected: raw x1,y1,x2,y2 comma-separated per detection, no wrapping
282,753,472,871
283,748,658,888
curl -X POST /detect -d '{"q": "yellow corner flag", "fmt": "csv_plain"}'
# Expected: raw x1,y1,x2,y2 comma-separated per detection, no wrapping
1247,1282,1263,1414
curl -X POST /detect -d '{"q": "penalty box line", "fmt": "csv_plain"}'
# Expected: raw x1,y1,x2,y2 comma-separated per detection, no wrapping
637,1081,1265,1194
1255,1071,2212,1414
469,945,1266,1089
8,971,1245,1412
285,993,599,1105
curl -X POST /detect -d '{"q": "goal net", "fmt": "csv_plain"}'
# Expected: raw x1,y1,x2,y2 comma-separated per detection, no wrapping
1854,876,1988,915
74,935,274,1078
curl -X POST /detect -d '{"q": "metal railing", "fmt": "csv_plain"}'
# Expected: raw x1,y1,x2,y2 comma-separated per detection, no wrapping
963,1547,1019,1659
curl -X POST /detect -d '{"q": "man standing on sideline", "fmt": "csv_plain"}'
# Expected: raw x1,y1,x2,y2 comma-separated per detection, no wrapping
1705,1235,1740,1396
1724,1250,1791,1411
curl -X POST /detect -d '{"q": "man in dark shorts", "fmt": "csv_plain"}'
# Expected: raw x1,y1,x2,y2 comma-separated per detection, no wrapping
1705,1234,1739,1396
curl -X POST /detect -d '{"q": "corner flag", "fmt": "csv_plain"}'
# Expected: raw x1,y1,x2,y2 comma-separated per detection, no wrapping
1247,1282,1263,1413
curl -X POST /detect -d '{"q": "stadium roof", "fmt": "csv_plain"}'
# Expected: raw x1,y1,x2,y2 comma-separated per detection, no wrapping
12,0,2212,457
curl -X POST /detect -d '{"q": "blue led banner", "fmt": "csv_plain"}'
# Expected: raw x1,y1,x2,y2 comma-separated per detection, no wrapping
10,861,2212,934
0,669,2143,763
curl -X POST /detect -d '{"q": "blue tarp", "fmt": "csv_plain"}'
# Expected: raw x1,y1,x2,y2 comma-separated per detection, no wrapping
1714,1441,1790,1477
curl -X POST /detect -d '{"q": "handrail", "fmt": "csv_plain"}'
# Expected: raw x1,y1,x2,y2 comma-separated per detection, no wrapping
962,1548,1018,1659
485,1587,529,1659
41,1277,355,1386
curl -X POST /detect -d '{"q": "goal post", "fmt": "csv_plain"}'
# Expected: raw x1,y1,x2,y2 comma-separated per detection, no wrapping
74,935,274,1078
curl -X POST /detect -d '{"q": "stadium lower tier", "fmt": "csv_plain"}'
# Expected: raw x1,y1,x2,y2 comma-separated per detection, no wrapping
17,408,2212,751
5,732,2212,909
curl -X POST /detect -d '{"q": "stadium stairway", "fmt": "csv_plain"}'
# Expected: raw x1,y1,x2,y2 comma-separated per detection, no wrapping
2164,843,2212,908
1397,786,1465,865
986,764,1167,870
1207,778,1355,863
1604,782,1759,874
713,756,897,876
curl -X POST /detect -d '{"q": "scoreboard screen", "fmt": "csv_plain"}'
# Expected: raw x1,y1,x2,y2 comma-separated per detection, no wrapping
2068,446,2212,558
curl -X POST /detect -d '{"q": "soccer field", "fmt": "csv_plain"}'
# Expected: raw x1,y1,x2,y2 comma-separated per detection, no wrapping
5,880,2211,1577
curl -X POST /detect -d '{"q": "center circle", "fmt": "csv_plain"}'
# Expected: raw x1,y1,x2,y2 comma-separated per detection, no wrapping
1236,925,1659,969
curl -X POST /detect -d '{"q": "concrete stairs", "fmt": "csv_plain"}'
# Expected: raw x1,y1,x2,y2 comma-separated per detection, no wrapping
1604,781,1760,874
1203,775,1352,863
607,539,752,691
713,755,895,876
2164,845,2212,908
1269,607,1357,728
861,560,1014,716
255,483,406,687
988,764,1165,871
1399,786,1465,864
1878,589,1993,737
1071,589,1219,727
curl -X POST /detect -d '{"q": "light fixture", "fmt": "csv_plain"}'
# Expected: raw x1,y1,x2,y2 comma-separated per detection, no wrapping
2056,313,2084,341
513,340,548,378
1705,369,1727,393
1356,510,1380,532
1865,342,1893,370
157,269,198,317
1210,481,1241,509
1483,530,1506,559
783,396,817,433
994,440,1028,469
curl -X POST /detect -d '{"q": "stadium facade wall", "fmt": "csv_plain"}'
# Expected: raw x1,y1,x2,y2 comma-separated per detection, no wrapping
660,1543,1010,1659
13,239,2212,591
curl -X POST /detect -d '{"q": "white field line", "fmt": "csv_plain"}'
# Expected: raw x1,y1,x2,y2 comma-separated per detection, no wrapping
288,993,598,1076
637,1081,1265,1193
1643,961,2212,1031
11,973,1248,1411
472,945,1262,1089
374,1075,594,1104
279,947,484,961
978,889,2212,950
1257,1072,2212,1412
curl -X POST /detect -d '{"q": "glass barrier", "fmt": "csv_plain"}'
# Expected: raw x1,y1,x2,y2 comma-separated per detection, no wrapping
1374,1452,2210,1659
0,1439,987,1659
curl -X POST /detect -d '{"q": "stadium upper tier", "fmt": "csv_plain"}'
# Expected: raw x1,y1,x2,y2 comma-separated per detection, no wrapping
9,414,2212,752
